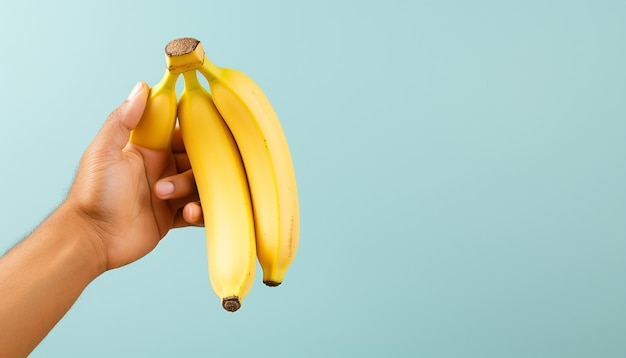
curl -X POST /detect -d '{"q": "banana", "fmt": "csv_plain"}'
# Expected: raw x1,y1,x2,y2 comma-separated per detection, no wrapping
178,69,256,312
129,70,178,150
129,37,204,149
198,51,300,287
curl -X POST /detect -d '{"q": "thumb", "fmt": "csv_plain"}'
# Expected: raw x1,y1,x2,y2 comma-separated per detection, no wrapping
122,81,150,130
94,82,149,154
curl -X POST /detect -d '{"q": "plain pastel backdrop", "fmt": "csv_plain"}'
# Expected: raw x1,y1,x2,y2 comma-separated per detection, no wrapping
1,0,625,357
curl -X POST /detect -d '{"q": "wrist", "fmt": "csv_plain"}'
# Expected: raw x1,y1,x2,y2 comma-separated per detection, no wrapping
52,201,109,276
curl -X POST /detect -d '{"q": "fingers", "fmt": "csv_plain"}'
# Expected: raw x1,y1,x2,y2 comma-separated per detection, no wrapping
154,124,204,229
171,125,185,153
122,82,149,129
154,169,197,200
171,126,191,172
173,152,191,173
172,202,204,228
90,82,149,156
183,202,204,226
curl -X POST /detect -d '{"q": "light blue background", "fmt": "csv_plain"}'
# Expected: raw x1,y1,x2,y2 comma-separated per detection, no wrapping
1,0,625,357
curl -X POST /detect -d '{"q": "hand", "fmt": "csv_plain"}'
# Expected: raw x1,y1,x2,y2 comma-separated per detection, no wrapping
66,82,202,271
0,82,206,357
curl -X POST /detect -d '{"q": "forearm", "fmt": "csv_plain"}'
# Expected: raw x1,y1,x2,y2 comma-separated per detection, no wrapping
0,203,105,357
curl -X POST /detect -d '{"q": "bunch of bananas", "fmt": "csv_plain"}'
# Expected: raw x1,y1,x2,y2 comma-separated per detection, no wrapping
129,38,299,312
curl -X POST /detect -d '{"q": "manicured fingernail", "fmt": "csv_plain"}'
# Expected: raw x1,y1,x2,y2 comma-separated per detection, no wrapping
156,181,175,196
127,82,144,100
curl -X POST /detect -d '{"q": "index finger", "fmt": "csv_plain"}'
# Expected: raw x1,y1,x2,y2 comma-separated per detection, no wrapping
171,124,186,153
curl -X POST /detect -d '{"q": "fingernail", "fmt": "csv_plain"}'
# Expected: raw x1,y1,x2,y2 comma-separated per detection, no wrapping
156,181,175,196
127,82,144,100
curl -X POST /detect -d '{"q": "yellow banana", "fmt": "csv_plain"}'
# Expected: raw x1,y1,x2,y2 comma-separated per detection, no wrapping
198,51,300,286
128,70,178,150
178,70,256,312
129,38,204,149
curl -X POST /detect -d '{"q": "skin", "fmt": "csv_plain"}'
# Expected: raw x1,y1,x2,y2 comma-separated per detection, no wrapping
0,82,203,357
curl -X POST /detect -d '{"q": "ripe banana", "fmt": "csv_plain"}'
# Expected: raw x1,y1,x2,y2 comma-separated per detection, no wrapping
198,50,300,286
129,37,203,149
129,70,178,150
177,69,256,312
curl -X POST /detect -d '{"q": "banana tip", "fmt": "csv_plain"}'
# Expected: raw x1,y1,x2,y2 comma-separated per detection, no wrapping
263,280,282,287
222,296,241,312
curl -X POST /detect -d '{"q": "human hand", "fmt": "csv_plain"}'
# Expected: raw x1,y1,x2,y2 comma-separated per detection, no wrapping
65,82,202,271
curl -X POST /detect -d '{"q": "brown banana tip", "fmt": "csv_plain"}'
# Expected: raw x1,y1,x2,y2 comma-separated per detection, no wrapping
165,37,200,57
222,296,241,312
263,280,282,287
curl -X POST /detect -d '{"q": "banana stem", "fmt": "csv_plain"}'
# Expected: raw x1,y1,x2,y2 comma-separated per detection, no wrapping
182,70,202,91
160,70,180,90
199,56,223,81
150,69,180,93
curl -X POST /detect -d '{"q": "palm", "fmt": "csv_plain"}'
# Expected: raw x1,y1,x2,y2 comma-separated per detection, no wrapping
69,126,198,270
101,147,177,269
